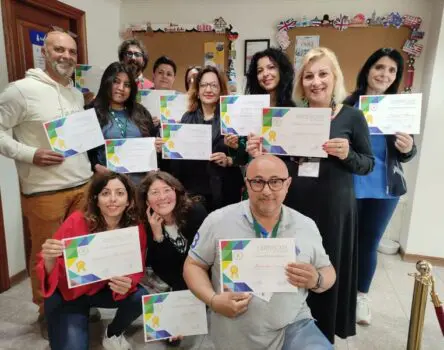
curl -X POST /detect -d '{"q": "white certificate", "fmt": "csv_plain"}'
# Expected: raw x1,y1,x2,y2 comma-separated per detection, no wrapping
75,64,104,94
162,123,212,160
43,109,105,157
159,93,188,123
62,227,143,289
220,94,270,135
105,138,157,173
219,238,297,293
142,290,208,342
138,89,177,120
261,107,331,158
359,93,422,134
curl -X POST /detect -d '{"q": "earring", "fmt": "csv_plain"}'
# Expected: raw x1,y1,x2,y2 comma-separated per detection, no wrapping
301,97,309,108
330,95,337,114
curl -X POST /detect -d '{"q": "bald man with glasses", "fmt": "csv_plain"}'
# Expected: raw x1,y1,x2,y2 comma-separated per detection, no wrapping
184,155,336,350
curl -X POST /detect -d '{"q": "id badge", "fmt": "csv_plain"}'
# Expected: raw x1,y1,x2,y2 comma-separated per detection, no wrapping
298,160,320,178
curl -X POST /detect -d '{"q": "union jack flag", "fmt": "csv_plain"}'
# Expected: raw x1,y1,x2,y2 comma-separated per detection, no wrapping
402,40,423,57
277,18,297,32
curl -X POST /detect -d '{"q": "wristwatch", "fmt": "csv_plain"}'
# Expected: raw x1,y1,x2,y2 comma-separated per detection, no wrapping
311,271,323,291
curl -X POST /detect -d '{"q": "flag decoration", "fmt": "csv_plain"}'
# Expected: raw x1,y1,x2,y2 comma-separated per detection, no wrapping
402,40,423,57
333,14,350,31
277,18,297,32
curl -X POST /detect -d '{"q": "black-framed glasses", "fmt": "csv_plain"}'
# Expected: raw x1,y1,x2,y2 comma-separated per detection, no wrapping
246,178,288,192
125,51,143,58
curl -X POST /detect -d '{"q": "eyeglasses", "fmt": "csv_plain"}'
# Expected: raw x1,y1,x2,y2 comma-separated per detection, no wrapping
48,25,78,39
148,187,175,198
246,178,288,192
125,51,143,59
199,82,220,91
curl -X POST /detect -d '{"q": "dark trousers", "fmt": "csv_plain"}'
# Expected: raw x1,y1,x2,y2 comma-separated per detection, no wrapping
357,198,399,293
44,285,147,350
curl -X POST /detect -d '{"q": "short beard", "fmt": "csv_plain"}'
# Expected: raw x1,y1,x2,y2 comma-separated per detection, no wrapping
51,60,75,78
126,61,143,77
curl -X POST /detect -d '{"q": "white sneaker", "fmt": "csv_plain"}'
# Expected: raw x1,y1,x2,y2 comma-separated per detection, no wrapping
102,328,132,350
356,293,371,326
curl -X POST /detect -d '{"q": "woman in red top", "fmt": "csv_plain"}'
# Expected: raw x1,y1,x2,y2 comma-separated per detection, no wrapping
36,173,147,350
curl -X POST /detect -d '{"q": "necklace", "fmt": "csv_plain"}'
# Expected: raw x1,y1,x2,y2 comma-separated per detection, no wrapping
109,109,128,138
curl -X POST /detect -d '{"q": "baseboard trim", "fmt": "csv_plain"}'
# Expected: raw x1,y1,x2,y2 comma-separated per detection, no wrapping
400,247,444,267
9,269,28,286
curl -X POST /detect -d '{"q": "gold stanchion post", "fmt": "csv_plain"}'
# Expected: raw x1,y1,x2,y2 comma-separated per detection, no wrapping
407,260,433,350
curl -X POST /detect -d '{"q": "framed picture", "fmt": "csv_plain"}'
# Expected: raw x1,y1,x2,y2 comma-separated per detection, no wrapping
244,39,270,75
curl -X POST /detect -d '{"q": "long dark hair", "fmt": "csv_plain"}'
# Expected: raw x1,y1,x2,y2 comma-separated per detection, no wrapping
184,65,202,91
138,171,198,233
245,47,295,107
188,65,229,112
92,62,154,136
84,173,137,233
344,48,404,106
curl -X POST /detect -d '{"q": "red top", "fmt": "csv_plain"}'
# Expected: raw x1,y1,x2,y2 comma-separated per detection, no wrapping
136,76,154,90
36,211,147,302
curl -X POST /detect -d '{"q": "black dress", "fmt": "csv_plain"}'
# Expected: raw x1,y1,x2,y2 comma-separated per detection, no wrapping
170,108,244,212
283,105,374,343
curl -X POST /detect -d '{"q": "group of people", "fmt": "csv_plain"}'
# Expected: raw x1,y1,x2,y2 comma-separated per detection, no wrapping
0,27,417,350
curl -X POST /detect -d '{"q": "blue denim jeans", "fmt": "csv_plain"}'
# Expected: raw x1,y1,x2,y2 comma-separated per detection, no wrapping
44,285,147,350
282,319,333,350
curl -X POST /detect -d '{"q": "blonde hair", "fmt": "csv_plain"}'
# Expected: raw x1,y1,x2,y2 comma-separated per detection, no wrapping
294,47,347,106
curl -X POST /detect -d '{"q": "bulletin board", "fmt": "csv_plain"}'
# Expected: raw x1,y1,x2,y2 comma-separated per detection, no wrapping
285,26,412,94
134,32,230,93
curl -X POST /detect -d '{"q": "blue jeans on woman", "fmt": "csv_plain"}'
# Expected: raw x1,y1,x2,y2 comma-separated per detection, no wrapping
282,319,333,350
357,198,399,293
44,285,147,350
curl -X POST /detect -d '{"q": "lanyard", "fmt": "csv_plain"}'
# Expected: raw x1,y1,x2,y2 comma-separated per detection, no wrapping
110,110,128,138
252,210,282,239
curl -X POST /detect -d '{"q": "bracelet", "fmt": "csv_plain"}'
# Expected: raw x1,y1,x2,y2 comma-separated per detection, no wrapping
209,292,217,310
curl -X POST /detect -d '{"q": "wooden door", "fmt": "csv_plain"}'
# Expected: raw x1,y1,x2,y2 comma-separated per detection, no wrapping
2,0,88,82
0,0,87,292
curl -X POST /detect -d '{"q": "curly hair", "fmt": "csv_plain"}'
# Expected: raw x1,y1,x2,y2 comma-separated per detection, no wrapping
344,48,404,106
245,47,295,107
138,171,198,233
187,65,229,112
91,62,154,137
84,173,137,233
118,38,149,70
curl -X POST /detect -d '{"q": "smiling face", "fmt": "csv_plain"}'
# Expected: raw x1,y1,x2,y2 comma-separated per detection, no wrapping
153,64,175,90
111,72,131,106
257,56,280,93
147,179,177,218
302,56,335,107
367,56,398,95
43,32,77,80
198,72,221,106
97,178,129,220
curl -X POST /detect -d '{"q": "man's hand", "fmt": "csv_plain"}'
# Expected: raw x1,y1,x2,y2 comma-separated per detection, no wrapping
211,292,252,318
33,148,64,166
286,262,319,289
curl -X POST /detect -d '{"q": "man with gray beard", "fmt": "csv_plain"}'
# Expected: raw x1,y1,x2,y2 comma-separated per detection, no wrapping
0,30,94,337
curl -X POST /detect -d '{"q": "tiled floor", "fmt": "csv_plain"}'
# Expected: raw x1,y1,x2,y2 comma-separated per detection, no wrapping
0,253,443,349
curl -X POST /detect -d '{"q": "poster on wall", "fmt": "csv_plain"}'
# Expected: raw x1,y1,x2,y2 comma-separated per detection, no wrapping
294,35,320,73
29,30,46,70
204,42,225,71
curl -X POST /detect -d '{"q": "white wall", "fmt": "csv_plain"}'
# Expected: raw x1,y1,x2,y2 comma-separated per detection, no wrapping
0,3,25,277
0,0,122,277
120,0,432,92
401,0,444,257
